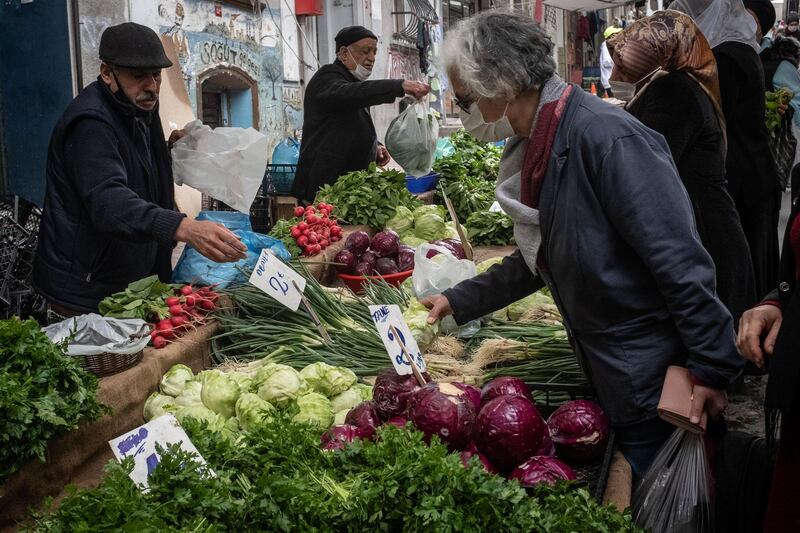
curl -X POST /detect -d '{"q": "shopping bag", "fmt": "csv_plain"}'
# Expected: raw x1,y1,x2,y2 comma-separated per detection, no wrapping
769,110,796,192
172,211,290,289
172,120,268,214
412,243,480,337
385,98,439,177
633,428,714,533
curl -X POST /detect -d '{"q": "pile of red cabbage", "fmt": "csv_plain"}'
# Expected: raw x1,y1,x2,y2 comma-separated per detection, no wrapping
319,372,610,490
334,230,416,276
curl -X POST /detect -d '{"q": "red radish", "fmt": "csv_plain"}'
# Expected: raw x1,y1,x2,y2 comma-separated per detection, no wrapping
308,234,318,244
294,206,305,217
171,315,188,328
298,222,308,231
184,295,196,308
159,327,176,339
307,215,319,224
157,319,173,330
206,292,219,302
297,235,309,247
199,299,216,311
165,296,180,307
169,304,185,316
180,285,193,296
290,227,302,238
152,336,168,349
320,239,330,248
150,329,160,340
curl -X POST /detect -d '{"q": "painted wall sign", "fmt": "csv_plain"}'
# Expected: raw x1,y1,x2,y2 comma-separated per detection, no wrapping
200,40,261,78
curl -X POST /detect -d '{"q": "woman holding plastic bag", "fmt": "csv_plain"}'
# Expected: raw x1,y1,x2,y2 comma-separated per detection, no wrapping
421,11,743,480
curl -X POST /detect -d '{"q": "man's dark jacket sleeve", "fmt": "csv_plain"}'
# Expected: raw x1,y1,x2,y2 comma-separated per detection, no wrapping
65,118,185,246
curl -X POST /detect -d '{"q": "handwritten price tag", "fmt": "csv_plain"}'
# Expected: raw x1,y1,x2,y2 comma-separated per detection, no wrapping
249,249,307,311
369,304,426,375
108,413,209,490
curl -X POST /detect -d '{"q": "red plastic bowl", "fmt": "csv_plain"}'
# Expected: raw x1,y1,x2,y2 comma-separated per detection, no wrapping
338,269,413,294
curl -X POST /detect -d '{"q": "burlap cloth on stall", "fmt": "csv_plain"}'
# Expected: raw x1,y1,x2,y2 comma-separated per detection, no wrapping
0,322,218,532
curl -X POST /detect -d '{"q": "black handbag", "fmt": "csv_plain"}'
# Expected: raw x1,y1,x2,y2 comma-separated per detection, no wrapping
770,108,797,192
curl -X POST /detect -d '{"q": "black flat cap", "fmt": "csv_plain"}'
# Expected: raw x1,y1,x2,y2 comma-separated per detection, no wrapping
99,22,172,69
744,0,776,33
335,26,377,50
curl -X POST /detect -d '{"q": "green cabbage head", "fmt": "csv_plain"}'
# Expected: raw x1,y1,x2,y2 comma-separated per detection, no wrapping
200,371,241,419
160,364,194,397
385,205,415,236
299,362,357,398
143,392,176,421
413,213,447,241
235,392,275,431
293,392,334,427
173,380,204,409
255,363,309,408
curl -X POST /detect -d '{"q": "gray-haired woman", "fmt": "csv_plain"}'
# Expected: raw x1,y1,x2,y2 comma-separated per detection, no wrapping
421,11,743,481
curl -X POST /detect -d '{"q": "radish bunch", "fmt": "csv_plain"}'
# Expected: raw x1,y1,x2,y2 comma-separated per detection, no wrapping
290,203,342,257
149,285,219,349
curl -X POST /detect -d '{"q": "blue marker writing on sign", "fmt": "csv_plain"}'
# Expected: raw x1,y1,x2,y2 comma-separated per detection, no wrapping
269,271,289,296
117,428,148,456
371,305,390,323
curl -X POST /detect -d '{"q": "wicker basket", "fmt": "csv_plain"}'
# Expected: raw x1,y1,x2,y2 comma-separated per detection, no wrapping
76,349,144,378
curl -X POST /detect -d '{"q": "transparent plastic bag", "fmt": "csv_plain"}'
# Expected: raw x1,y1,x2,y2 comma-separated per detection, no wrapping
633,428,714,533
412,243,480,338
172,120,268,214
385,98,439,177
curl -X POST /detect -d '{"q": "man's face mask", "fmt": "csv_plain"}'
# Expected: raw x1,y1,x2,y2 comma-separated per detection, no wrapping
346,47,372,81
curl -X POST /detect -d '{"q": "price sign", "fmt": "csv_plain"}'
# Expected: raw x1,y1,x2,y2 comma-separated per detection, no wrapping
108,413,210,489
249,249,306,311
369,304,426,375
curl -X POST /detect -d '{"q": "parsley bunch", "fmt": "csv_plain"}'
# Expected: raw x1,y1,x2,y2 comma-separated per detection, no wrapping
1,319,106,481
34,415,640,532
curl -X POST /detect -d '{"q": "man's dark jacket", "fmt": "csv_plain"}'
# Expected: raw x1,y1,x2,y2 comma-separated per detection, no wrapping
291,60,404,203
33,78,185,312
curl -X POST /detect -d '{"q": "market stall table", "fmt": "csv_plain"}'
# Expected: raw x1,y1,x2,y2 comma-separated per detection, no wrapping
0,322,218,532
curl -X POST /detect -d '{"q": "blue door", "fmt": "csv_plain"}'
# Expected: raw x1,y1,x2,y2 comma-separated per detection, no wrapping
0,1,75,206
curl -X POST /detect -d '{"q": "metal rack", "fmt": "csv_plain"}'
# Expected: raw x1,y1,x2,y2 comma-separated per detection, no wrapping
0,196,44,319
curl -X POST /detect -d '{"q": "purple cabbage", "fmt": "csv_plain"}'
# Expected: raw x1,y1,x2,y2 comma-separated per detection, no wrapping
407,382,477,450
480,377,532,404
334,249,357,274
345,231,371,256
344,401,383,439
372,370,428,419
397,247,415,272
375,257,399,275
547,400,610,463
509,456,577,487
453,383,481,412
354,262,375,277
320,424,369,451
370,230,400,258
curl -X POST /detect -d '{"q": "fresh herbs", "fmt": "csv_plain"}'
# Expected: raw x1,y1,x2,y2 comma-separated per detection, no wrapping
765,88,793,137
465,211,516,246
97,275,175,321
268,217,302,257
0,318,106,481
33,415,640,532
314,163,422,229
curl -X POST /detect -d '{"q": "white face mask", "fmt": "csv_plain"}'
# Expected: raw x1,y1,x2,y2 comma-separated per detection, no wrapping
346,47,372,81
459,100,515,142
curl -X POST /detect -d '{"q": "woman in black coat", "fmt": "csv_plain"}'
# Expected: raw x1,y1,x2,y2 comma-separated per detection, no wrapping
672,0,781,300
608,11,756,325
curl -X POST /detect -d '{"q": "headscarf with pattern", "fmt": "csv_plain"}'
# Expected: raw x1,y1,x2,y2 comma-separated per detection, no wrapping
607,10,725,135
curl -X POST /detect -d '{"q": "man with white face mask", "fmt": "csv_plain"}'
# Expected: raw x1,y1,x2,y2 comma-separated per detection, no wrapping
292,26,430,203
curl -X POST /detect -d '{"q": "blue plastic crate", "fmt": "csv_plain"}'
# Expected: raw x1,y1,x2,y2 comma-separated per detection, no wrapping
267,164,297,195
405,172,439,194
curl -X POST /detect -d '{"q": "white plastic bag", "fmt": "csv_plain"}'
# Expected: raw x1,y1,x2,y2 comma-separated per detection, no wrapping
412,243,480,337
43,314,150,356
633,428,714,533
172,120,268,214
385,98,439,177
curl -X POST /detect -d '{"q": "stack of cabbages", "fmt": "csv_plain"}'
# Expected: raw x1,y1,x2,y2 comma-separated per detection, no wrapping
143,361,372,438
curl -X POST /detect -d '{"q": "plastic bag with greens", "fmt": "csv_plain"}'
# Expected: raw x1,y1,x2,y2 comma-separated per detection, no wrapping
385,99,439,177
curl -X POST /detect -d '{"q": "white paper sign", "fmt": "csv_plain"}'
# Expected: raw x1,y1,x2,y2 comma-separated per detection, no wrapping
249,249,307,311
108,413,209,489
369,304,427,375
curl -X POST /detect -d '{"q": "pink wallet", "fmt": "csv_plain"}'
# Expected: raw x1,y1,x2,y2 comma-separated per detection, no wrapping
657,365,707,434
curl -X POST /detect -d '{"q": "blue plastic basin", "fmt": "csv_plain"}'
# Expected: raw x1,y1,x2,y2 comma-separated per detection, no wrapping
405,172,439,194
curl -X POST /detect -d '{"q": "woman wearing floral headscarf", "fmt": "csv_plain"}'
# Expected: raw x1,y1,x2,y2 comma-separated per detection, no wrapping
608,10,756,327
671,0,781,303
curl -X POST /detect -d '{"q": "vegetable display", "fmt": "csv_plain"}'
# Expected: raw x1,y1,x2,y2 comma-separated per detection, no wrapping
465,210,516,246
271,203,342,257
407,382,477,450
98,275,175,320
314,163,422,228
33,414,640,532
335,230,413,277
510,456,577,488
1,318,106,481
384,204,460,245
547,400,610,463
148,283,219,349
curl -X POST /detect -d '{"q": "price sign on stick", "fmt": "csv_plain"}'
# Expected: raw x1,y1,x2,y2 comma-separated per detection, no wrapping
108,413,210,490
369,304,427,384
249,249,306,311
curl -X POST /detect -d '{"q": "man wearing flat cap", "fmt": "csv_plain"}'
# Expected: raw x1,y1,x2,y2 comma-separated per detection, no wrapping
291,25,431,203
34,22,247,320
